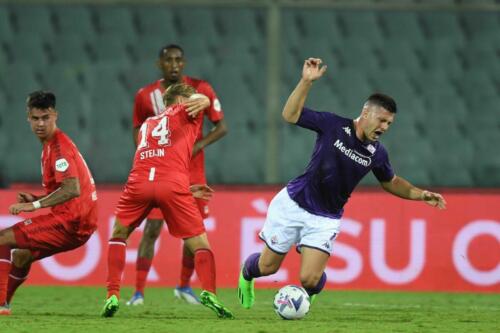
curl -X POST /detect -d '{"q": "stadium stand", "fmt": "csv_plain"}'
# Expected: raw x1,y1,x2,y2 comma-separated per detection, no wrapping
0,4,499,186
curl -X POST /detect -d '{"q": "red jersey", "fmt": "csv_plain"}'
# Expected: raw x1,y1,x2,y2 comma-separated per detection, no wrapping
128,104,203,183
41,129,98,235
132,77,223,183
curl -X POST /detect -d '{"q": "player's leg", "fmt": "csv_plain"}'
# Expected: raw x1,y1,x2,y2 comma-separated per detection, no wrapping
173,243,200,304
174,197,208,305
297,212,340,304
102,218,135,318
299,247,329,304
104,181,154,317
183,233,233,319
127,217,162,306
6,249,34,304
0,227,17,315
239,188,298,309
239,245,286,309
157,179,232,318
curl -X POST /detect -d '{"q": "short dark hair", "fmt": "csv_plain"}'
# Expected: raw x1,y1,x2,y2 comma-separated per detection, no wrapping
366,93,397,113
158,44,184,58
27,91,56,109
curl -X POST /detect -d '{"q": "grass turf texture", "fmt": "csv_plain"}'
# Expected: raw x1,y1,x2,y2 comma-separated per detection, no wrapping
1,286,498,333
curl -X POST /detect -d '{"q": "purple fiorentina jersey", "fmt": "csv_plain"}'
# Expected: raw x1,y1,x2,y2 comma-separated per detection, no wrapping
286,107,395,219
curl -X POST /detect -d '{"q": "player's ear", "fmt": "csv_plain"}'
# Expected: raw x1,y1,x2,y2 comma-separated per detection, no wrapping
360,108,369,119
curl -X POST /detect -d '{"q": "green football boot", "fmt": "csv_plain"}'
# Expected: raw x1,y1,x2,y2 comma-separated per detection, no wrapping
238,268,255,309
199,290,234,319
101,295,119,318
310,294,317,305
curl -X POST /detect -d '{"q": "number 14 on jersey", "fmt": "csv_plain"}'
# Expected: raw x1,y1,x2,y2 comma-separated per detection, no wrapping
137,117,171,150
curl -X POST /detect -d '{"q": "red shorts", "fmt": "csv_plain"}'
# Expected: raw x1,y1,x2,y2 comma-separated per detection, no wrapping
12,213,93,260
147,198,209,220
115,180,205,239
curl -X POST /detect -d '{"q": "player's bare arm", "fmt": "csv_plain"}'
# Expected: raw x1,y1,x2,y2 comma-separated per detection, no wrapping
380,175,446,209
184,93,210,117
192,118,228,157
282,58,327,124
9,177,81,215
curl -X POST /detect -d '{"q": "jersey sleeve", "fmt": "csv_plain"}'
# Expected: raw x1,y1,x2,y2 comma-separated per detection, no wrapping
198,82,224,122
52,143,79,184
295,107,338,133
133,89,148,128
372,145,395,182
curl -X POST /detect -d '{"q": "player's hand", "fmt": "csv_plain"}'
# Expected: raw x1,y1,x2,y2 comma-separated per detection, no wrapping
302,58,327,82
17,192,36,203
421,190,446,209
192,141,204,157
189,184,214,201
185,94,210,118
9,202,37,215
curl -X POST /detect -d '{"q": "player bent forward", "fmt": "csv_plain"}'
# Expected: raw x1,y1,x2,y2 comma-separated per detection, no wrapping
238,58,446,309
101,83,233,319
0,91,98,315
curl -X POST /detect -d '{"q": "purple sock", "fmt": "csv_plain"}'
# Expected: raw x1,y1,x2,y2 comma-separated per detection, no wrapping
304,272,327,296
242,253,262,281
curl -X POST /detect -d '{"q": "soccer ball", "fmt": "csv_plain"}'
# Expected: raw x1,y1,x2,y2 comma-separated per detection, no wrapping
273,285,310,320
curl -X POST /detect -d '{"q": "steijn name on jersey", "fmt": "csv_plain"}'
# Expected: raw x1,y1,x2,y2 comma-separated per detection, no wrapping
140,148,165,160
333,139,371,167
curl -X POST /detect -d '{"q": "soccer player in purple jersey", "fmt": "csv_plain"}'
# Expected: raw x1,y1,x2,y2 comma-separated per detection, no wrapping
238,58,446,309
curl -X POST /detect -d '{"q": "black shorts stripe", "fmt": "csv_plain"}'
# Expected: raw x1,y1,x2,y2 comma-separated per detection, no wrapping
296,244,331,256
258,234,288,255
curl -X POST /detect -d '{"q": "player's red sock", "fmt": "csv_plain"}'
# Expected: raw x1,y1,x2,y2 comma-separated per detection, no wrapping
0,245,12,305
179,253,195,288
6,264,30,303
106,238,127,299
135,257,152,295
194,249,216,294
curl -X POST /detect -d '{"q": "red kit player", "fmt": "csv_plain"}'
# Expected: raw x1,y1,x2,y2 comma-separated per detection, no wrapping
0,91,98,315
102,83,233,319
129,44,227,306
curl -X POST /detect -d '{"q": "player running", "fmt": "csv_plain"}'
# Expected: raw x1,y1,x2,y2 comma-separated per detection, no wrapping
238,58,446,309
0,91,98,315
102,83,233,319
128,44,227,306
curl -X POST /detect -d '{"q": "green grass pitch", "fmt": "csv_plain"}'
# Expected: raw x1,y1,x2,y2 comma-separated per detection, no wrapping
1,286,498,333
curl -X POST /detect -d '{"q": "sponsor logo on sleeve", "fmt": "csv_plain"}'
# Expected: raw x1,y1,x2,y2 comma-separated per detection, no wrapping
213,98,222,112
55,158,69,172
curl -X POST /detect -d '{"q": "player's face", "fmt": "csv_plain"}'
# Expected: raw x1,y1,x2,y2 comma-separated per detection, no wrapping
28,107,58,141
158,48,185,83
362,106,394,141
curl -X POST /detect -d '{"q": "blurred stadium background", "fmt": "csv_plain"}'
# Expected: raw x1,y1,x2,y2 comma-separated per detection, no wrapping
0,1,498,327
0,0,499,187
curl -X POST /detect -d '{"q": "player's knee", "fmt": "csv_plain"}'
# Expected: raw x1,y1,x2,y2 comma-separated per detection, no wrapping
300,272,322,289
184,233,210,253
12,250,33,268
0,228,16,246
143,220,162,241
